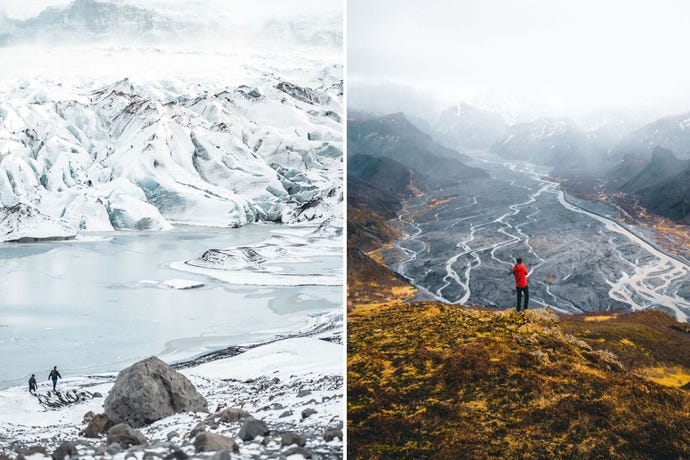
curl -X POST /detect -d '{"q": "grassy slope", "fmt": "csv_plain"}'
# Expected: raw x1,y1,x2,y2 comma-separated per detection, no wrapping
348,302,690,459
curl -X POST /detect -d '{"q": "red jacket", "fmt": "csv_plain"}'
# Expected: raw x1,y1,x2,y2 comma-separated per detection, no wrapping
513,263,528,288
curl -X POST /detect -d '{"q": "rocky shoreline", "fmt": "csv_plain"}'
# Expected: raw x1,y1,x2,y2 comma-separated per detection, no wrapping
0,313,343,459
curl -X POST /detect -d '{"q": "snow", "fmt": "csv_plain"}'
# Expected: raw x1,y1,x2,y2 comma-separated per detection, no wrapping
139,279,205,290
0,204,76,242
171,225,343,287
0,377,112,428
0,2,343,456
170,261,341,287
190,337,342,381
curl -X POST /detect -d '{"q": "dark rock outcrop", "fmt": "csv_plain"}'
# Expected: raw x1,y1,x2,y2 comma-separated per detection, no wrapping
281,431,306,447
215,407,251,423
163,449,189,460
194,432,239,453
283,446,312,458
84,413,113,438
238,417,270,441
301,408,317,419
51,441,78,460
323,428,343,442
106,423,147,448
104,356,208,427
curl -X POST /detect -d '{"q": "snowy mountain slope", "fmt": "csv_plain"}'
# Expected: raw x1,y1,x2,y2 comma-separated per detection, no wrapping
261,12,342,48
615,111,690,160
0,66,342,238
0,0,215,44
492,117,598,172
434,102,508,149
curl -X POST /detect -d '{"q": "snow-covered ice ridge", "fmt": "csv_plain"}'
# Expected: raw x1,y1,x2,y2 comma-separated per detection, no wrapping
0,65,342,241
0,312,343,459
173,223,343,287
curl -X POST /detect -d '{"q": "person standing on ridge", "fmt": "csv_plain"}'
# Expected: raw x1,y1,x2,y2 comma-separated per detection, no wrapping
512,257,529,312
48,366,62,391
28,374,37,394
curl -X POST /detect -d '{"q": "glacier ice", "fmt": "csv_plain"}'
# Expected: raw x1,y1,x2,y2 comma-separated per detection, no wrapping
0,61,342,240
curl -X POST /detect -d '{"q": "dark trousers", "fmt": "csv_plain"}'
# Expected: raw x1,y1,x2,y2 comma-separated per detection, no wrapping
52,379,57,391
516,286,529,311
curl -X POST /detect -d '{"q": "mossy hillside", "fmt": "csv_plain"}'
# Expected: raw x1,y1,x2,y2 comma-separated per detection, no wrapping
348,302,690,459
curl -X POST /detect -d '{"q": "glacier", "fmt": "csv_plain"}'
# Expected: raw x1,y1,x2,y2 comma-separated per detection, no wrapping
0,47,342,241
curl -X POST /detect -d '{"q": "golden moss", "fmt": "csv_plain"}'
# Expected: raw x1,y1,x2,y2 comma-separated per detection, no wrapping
619,338,635,347
584,314,619,322
639,365,690,388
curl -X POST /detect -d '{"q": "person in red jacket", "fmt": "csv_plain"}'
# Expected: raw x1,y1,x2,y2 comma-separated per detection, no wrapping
512,257,529,312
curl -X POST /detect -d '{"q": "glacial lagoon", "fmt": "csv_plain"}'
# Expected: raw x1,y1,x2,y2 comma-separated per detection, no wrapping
0,224,342,389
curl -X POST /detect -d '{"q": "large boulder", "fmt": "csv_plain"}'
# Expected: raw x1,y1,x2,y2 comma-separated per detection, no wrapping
104,356,208,427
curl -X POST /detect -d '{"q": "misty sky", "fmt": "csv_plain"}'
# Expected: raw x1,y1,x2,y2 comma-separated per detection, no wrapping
349,0,690,118
1,0,340,21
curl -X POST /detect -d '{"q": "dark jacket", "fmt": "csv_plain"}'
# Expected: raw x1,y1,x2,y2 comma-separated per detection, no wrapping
49,369,62,381
29,376,37,390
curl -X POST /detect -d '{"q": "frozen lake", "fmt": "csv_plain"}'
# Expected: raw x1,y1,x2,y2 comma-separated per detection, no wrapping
0,225,342,389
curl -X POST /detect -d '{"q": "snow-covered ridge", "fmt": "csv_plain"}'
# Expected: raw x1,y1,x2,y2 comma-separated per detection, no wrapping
0,70,342,241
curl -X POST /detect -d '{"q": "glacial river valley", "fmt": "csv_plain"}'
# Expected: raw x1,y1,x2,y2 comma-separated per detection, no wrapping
389,151,690,322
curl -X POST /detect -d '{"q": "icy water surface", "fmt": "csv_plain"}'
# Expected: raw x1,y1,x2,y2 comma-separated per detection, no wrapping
0,225,342,389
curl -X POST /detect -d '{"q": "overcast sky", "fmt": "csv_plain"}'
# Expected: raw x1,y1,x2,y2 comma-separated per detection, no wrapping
348,0,690,118
1,0,340,21
0,0,66,18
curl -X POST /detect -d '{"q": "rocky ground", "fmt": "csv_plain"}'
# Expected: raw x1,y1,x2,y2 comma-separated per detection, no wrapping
0,314,343,459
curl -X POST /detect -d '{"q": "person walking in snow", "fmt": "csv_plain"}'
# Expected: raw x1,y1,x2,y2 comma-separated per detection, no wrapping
48,366,62,391
28,374,37,394
512,257,529,312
